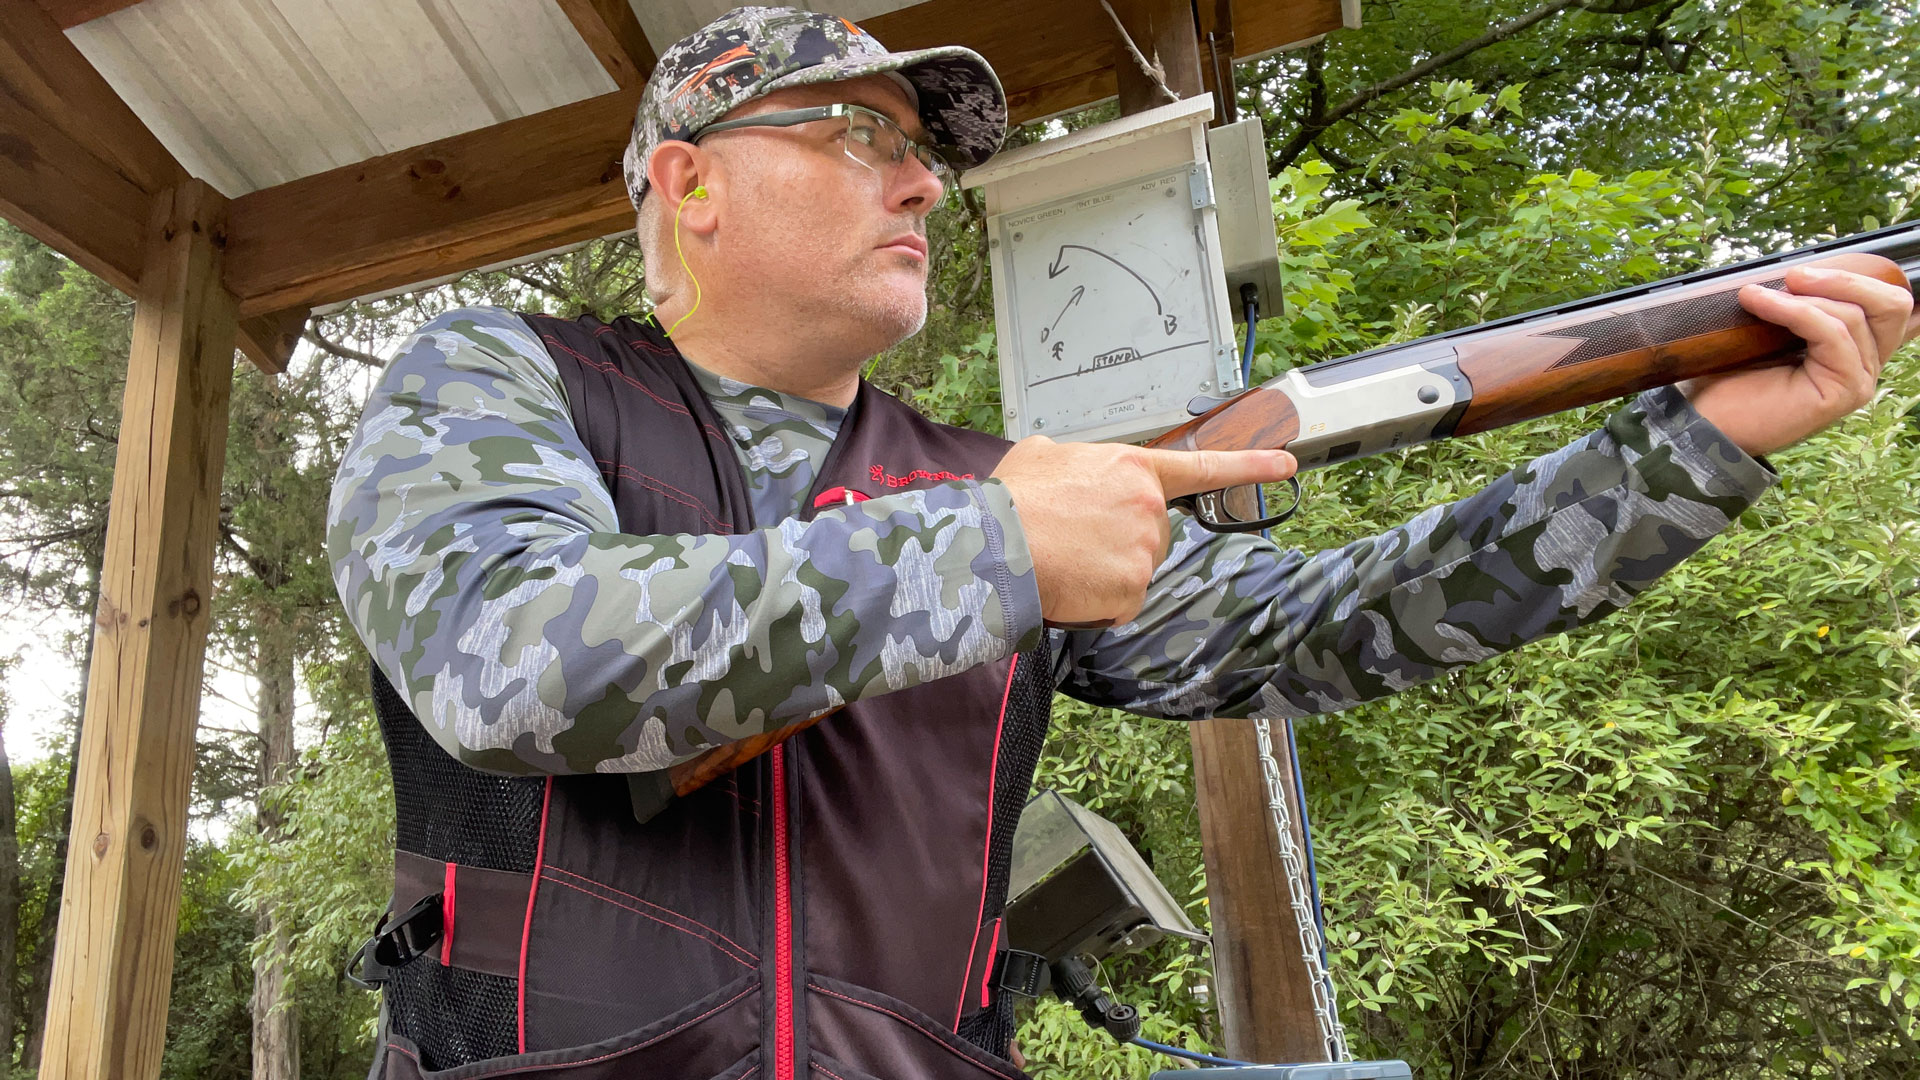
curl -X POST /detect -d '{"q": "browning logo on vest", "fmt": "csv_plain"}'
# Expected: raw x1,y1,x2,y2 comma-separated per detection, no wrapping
366,311,1051,1080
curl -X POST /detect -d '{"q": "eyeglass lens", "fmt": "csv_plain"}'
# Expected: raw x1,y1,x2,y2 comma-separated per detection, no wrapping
844,109,951,200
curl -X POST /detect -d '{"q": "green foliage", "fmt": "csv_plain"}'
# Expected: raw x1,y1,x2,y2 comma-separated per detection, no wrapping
1004,63,1920,1077
910,329,1004,436
7,750,69,1066
230,682,391,996
1260,0,1918,243
160,843,256,1080
0,222,128,613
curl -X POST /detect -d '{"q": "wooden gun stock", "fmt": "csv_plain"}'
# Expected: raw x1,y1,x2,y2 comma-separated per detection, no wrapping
675,711,836,794
622,709,841,823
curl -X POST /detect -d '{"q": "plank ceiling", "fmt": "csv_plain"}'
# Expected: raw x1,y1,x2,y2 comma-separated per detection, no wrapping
61,1,935,197
59,0,1354,200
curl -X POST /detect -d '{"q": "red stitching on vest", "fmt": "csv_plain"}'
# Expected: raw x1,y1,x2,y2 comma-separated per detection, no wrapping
723,772,761,817
539,333,725,442
980,918,1002,1009
808,985,1023,1080
539,872,756,968
517,777,553,1054
587,320,681,361
954,657,1020,1027
593,459,734,534
383,982,755,1078
627,338,684,359
810,1063,851,1080
543,866,757,959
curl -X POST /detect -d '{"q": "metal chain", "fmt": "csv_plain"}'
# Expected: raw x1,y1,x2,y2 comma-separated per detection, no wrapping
1252,716,1350,1061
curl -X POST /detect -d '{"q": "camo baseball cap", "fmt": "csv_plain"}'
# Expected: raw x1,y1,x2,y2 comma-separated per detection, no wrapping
621,5,1007,208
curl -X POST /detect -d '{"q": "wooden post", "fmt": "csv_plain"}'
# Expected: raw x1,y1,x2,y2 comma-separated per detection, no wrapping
1191,720,1329,1063
39,178,238,1080
1107,0,1206,116
1201,0,1241,125
1107,0,1332,1063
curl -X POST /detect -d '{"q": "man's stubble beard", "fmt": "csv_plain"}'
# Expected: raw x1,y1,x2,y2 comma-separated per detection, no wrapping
730,177,929,366
808,252,930,362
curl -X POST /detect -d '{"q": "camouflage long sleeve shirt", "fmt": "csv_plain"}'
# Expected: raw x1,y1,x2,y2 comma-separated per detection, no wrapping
328,306,1776,774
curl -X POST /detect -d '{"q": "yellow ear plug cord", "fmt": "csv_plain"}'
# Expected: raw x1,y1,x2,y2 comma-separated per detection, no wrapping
665,185,708,338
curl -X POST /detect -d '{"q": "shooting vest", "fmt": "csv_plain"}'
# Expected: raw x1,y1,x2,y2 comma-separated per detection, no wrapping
365,312,1052,1080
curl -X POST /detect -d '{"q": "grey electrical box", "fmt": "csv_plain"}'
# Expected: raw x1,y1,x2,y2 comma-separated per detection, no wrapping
1150,1065,1414,1080
962,95,1240,444
1206,116,1285,320
1005,789,1207,964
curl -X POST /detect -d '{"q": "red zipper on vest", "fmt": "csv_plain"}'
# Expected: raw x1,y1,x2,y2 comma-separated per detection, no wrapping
771,743,795,1077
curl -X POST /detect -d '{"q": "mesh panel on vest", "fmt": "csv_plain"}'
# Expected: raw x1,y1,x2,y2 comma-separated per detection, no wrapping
386,962,521,1070
372,662,545,874
956,647,1055,1055
370,661,543,1067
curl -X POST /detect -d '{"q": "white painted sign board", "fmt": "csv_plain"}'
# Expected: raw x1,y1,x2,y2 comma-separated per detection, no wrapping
963,95,1239,443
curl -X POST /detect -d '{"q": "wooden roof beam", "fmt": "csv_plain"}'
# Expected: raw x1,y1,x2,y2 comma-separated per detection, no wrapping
0,80,150,294
33,0,144,32
556,0,658,89
2,0,181,199
224,87,642,317
219,0,1126,316
221,0,1346,319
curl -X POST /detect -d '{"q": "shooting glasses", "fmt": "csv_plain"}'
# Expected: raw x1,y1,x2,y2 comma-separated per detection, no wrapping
695,103,958,203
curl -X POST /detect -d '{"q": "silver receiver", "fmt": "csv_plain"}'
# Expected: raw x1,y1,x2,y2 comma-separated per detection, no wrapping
1278,356,1463,468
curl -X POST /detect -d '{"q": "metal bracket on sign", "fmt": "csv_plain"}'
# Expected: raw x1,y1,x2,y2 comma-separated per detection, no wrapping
1188,162,1215,210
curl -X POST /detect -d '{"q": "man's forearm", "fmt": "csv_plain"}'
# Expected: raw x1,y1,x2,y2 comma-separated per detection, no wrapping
1059,386,1776,718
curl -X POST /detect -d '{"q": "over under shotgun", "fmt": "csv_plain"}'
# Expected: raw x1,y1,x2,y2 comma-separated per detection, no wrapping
632,220,1920,821
1160,220,1920,528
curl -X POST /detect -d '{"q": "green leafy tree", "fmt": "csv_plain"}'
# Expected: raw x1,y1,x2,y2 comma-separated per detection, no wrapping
994,73,1920,1074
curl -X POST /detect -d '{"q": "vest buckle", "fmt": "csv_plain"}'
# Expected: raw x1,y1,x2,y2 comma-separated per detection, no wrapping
346,892,444,990
992,949,1052,999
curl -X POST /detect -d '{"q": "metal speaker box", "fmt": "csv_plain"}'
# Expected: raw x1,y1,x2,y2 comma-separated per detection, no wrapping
1004,789,1207,964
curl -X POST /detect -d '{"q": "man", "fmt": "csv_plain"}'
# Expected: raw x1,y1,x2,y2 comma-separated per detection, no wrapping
327,7,1916,1079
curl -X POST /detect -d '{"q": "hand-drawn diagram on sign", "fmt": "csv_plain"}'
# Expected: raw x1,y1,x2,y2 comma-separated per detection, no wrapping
993,165,1229,441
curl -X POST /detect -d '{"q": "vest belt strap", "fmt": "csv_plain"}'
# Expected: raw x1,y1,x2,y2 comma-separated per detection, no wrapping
349,851,534,989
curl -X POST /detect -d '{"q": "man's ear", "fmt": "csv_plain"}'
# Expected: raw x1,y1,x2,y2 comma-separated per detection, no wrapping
648,142,719,233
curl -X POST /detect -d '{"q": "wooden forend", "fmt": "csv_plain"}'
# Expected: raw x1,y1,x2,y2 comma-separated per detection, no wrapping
1453,252,1910,436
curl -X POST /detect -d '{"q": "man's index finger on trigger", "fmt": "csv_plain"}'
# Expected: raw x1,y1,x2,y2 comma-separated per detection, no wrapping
1142,447,1297,500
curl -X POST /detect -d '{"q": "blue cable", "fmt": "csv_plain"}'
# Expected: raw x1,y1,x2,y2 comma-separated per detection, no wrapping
1285,715,1331,967
1240,298,1267,539
1240,299,1258,387
1131,1036,1255,1068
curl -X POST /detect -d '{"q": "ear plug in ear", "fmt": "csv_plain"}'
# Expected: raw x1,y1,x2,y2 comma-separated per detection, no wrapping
693,186,708,199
